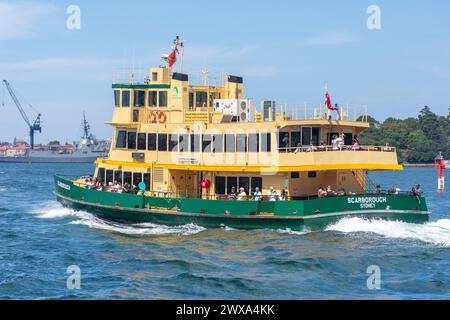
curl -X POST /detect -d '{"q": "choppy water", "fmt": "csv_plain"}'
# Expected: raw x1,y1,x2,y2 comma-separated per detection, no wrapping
0,164,449,299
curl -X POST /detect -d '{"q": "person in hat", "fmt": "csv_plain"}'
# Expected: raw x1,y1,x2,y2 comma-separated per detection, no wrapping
228,186,237,200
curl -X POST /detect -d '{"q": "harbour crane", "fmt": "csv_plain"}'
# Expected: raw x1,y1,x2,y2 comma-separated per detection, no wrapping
2,80,42,150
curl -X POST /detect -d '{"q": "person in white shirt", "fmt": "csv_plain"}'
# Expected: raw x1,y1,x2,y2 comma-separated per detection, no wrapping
253,187,262,201
269,187,278,201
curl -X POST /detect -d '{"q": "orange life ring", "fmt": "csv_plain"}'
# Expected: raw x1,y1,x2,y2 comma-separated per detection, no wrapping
158,112,167,123
148,111,157,123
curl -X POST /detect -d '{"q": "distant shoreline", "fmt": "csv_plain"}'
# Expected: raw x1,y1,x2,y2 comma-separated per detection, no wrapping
402,163,434,167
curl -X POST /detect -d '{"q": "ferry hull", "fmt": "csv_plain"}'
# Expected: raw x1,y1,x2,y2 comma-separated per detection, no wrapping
54,176,430,231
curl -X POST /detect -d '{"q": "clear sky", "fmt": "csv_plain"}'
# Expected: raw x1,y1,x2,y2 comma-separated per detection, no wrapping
1,0,449,144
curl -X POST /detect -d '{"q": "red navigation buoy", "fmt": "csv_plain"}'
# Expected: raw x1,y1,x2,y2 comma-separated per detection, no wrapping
434,152,445,191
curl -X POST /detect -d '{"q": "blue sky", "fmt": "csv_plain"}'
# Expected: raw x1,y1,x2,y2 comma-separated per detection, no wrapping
1,0,449,143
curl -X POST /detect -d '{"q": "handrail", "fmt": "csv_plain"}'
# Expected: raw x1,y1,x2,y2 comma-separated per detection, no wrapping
277,145,396,153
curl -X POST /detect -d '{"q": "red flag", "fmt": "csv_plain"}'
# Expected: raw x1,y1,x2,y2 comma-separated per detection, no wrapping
325,91,337,111
166,46,178,67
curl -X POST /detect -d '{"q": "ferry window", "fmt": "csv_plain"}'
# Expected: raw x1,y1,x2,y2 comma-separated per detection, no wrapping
152,72,158,82
143,173,151,191
212,134,223,153
132,110,139,122
236,134,247,152
158,134,167,151
190,134,200,152
124,172,132,185
114,171,123,184
189,92,194,110
137,133,146,150
134,90,145,107
261,133,271,152
226,176,237,194
248,134,259,152
122,90,130,107
159,91,167,107
133,172,142,186
215,176,226,195
116,130,127,148
114,90,120,107
106,170,114,184
312,127,320,146
291,131,301,148
279,131,289,150
148,91,157,107
195,91,207,108
147,133,157,151
97,168,105,182
308,171,317,178
202,135,212,153
291,172,300,179
224,134,235,153
239,177,250,193
251,177,263,192
169,134,178,152
127,132,137,150
302,127,312,146
179,134,188,152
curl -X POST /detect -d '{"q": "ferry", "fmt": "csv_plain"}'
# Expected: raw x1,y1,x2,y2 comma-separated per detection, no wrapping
54,38,430,231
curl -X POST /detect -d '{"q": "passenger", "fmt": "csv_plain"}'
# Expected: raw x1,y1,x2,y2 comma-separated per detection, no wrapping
411,183,423,196
351,138,360,151
85,178,94,189
336,188,346,196
228,186,237,200
388,184,400,195
122,183,131,193
318,186,325,198
130,184,138,194
237,187,247,201
96,182,104,191
280,189,288,201
326,185,336,197
269,187,278,201
294,143,302,154
331,135,339,150
252,187,262,201
375,184,382,195
383,143,391,151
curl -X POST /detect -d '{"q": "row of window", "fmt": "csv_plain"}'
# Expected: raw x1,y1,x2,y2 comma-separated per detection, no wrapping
115,130,272,153
97,168,151,190
114,90,168,108
215,176,263,195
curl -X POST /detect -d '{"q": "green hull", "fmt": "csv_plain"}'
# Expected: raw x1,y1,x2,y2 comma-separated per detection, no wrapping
54,175,430,231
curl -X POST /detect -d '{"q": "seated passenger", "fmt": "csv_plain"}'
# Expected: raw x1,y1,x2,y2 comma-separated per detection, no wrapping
122,183,131,193
411,183,423,196
228,187,237,200
318,186,327,198
388,184,400,195
269,187,278,201
326,185,336,196
252,187,262,201
280,189,288,201
237,187,247,201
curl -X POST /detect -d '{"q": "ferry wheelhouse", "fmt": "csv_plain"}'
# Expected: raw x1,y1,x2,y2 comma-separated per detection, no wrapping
54,39,430,230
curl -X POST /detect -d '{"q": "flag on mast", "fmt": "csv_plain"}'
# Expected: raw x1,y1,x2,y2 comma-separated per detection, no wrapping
325,82,337,111
165,45,178,67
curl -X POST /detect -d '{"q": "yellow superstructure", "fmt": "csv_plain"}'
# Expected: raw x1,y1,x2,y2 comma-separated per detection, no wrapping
95,62,401,199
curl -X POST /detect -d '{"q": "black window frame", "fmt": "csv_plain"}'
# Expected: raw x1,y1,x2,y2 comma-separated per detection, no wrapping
133,172,143,186
124,172,132,185
236,134,247,153
148,91,157,107
114,90,120,107
226,176,238,194
147,133,157,151
212,134,223,153
202,134,212,153
114,171,123,184
261,132,271,152
169,134,179,152
158,133,168,151
190,134,201,153
215,176,226,195
224,134,235,153
158,91,167,107
137,133,146,150
122,90,130,107
251,176,263,192
115,130,127,148
134,90,146,107
127,132,137,150
143,173,151,191
248,133,259,152
106,170,114,184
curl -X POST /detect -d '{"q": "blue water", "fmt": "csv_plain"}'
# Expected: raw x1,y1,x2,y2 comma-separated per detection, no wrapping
0,164,449,299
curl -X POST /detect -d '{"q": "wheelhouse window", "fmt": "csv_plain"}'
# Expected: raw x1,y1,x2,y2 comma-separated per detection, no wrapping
152,72,158,82
169,134,178,152
127,132,137,150
114,90,120,107
224,134,235,153
122,90,130,107
147,133,156,151
261,132,271,152
190,134,201,152
148,91,157,107
202,135,212,153
137,133,146,150
158,134,167,151
248,133,259,152
116,130,127,148
195,91,207,108
212,134,223,153
189,92,194,110
159,91,167,107
134,90,145,107
132,110,139,122
236,134,247,152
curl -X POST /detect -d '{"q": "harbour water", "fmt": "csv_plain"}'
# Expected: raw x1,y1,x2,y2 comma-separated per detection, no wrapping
0,164,448,299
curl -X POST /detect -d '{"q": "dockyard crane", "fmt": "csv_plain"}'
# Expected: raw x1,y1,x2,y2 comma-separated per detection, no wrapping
2,80,42,150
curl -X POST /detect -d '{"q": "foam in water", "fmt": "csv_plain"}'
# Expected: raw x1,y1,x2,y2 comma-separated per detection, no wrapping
32,201,205,236
326,217,450,247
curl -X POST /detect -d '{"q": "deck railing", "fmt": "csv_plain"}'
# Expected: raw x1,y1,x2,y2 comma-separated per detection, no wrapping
277,145,396,153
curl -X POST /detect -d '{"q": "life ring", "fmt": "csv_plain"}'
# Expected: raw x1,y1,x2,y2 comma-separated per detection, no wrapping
148,111,157,123
158,112,167,123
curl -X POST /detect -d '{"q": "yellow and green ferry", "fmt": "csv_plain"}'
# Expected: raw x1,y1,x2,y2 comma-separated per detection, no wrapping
54,39,430,231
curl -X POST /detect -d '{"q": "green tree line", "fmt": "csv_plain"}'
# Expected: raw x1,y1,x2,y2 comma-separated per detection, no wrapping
358,106,450,163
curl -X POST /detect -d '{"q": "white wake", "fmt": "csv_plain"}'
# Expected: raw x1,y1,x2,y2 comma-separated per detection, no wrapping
326,217,450,247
